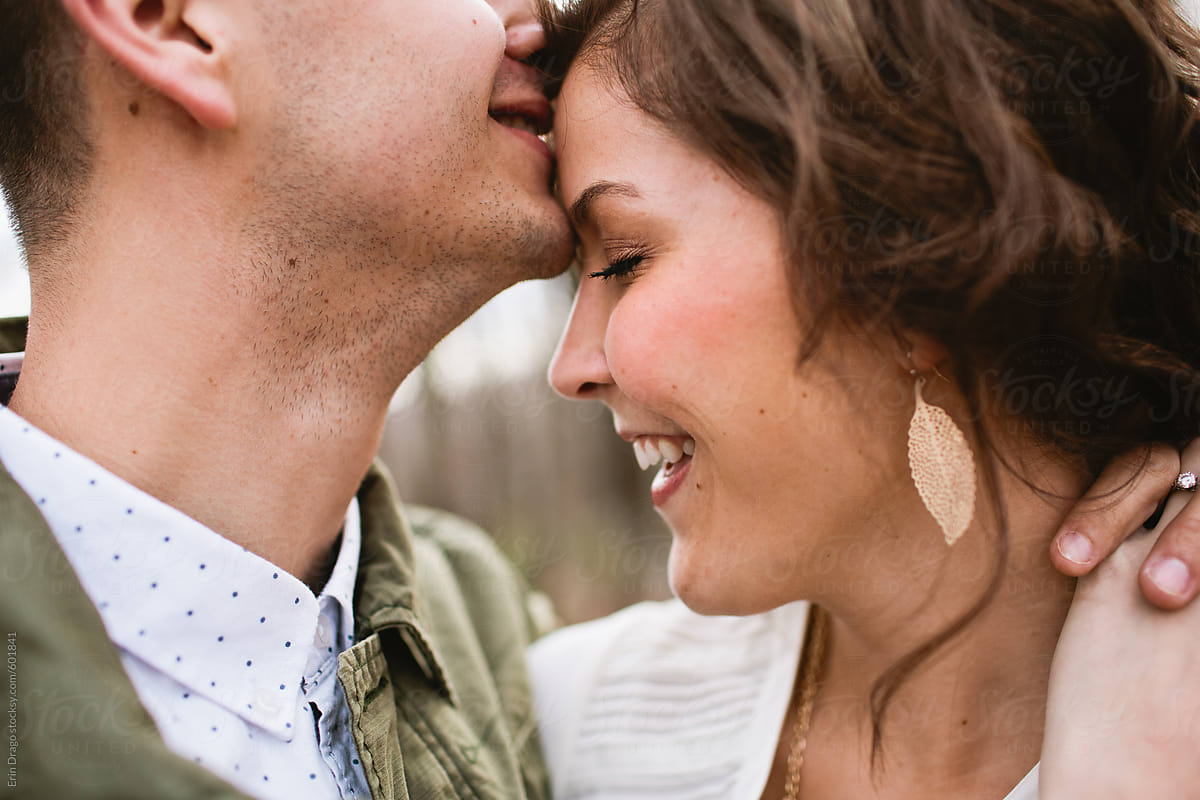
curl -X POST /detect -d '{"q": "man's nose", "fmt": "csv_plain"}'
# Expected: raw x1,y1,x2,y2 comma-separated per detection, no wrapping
489,0,548,61
549,282,614,401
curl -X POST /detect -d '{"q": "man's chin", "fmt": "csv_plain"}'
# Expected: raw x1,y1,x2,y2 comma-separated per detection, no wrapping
506,201,574,282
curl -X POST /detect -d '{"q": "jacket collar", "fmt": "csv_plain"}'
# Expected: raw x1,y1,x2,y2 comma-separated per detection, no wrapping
354,462,457,703
0,316,24,407
0,316,25,353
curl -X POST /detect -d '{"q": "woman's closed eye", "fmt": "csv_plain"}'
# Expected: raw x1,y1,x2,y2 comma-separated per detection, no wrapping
588,247,650,281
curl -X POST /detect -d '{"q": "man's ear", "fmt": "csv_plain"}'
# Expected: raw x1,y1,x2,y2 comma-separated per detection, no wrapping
61,0,237,130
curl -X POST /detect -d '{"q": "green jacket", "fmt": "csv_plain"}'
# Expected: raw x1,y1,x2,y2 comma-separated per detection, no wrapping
0,317,555,799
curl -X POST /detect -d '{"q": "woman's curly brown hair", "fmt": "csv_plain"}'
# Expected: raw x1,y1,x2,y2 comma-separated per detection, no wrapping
535,0,1200,763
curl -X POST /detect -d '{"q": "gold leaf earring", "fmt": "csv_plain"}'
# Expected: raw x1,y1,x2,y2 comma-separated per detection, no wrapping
906,370,976,546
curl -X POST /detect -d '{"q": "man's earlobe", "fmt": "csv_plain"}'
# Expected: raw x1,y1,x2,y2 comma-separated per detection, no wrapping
61,0,237,130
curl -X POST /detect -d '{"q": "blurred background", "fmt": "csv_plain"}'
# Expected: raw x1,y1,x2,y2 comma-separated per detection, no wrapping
374,279,673,623
3,0,1199,623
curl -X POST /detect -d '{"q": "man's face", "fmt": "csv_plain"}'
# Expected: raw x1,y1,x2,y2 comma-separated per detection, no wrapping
247,0,572,295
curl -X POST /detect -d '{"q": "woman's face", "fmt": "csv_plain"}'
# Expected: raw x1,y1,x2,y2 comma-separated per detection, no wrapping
549,64,915,615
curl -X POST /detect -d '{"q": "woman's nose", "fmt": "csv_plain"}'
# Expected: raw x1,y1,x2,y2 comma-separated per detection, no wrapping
549,280,614,400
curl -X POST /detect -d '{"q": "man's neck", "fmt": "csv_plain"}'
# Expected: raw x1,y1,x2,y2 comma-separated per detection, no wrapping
12,341,384,589
10,242,446,588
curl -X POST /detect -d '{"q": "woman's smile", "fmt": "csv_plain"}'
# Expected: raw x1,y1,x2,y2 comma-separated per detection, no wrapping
548,63,903,614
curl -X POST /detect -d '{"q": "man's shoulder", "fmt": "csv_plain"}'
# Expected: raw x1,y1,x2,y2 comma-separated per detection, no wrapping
0,453,253,798
404,503,510,564
353,459,557,646
403,503,558,642
352,491,556,799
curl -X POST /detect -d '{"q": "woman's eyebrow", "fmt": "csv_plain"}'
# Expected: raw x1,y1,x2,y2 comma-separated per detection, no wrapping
567,181,640,228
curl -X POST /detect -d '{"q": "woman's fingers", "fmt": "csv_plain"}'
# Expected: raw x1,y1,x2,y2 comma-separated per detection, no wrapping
1042,444,1200,793
1041,526,1200,798
1136,439,1200,609
1049,443,1179,578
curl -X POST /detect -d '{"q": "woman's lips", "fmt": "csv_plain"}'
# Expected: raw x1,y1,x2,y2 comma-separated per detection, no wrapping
651,454,693,507
625,433,697,507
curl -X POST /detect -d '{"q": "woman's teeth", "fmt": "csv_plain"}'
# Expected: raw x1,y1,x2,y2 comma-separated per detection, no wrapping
659,440,683,464
632,436,696,471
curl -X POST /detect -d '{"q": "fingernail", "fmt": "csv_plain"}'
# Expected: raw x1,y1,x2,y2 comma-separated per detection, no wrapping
1057,531,1093,565
1148,557,1192,598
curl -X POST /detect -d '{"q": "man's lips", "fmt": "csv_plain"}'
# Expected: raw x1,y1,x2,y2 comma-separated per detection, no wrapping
488,75,553,164
492,117,553,164
488,58,553,135
488,98,553,136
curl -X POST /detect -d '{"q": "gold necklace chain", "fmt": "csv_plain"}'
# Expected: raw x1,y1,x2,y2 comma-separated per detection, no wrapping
783,604,830,800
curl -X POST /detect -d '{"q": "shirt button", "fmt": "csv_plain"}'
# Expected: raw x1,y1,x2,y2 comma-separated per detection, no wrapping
315,615,332,649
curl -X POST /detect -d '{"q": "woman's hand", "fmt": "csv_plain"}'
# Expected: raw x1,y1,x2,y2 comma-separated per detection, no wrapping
1051,443,1200,608
1041,444,1200,798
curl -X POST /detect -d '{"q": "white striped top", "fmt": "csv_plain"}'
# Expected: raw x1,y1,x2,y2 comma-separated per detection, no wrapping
528,599,1039,800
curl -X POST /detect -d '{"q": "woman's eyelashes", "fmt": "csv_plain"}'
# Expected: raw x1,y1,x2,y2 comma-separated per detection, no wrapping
588,247,649,281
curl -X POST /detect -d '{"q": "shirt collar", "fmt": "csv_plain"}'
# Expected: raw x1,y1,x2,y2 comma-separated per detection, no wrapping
0,404,360,738
0,317,451,703
321,492,362,653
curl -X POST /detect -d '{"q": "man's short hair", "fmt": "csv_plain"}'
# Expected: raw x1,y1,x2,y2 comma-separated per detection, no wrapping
0,0,92,262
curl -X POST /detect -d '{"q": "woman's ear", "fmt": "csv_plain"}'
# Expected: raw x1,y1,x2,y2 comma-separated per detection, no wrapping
61,0,237,130
904,334,951,377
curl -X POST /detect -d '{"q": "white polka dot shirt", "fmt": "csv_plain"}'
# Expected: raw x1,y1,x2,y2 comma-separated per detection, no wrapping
0,405,373,799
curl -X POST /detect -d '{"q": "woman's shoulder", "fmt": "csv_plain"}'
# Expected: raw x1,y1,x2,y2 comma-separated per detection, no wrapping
528,599,807,719
528,599,810,800
531,596,807,658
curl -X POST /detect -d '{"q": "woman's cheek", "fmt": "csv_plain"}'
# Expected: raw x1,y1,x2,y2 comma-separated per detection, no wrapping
606,296,705,405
